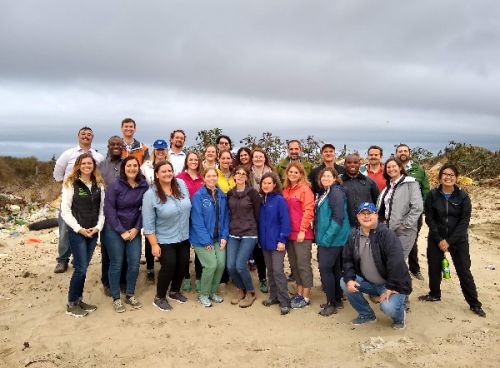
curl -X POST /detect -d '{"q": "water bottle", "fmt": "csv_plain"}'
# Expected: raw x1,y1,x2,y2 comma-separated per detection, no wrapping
442,257,451,279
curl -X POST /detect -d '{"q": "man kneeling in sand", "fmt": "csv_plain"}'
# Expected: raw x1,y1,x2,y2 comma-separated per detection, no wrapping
341,202,411,330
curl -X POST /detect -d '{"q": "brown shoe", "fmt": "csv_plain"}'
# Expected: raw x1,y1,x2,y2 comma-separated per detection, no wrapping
239,292,256,308
231,289,245,305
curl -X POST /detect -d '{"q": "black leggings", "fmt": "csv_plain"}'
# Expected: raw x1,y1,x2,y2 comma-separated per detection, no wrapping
156,240,191,298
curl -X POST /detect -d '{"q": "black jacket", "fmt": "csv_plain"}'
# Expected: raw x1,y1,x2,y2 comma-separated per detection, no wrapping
343,223,412,295
341,173,380,227
424,185,471,246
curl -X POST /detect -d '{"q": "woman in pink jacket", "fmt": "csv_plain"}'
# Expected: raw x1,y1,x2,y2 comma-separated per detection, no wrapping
282,162,315,309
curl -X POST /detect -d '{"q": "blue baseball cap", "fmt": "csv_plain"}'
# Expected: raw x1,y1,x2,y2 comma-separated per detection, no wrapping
153,139,168,149
356,202,378,214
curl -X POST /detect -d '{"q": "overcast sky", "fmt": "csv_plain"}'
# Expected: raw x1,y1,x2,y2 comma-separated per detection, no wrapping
1,0,499,159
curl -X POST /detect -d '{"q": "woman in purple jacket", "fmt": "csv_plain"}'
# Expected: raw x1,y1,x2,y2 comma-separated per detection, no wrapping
103,156,149,313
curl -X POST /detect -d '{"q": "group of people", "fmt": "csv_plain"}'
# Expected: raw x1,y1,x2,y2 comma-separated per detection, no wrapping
53,118,486,328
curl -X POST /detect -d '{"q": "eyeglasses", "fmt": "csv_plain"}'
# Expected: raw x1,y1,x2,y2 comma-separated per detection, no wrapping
442,173,456,178
235,172,247,176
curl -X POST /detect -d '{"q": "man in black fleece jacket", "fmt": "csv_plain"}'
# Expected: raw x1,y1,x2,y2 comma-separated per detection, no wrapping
341,202,411,329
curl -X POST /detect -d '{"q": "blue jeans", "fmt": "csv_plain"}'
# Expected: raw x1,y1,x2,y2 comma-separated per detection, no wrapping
57,210,71,263
226,236,257,291
102,225,142,299
67,230,97,304
340,275,407,324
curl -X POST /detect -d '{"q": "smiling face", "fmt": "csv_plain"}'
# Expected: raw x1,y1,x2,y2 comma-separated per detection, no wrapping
121,122,136,140
261,176,276,194
239,150,250,165
219,151,232,170
204,169,218,189
385,160,402,180
124,158,139,181
78,129,93,148
155,162,174,185
252,151,265,168
287,166,302,185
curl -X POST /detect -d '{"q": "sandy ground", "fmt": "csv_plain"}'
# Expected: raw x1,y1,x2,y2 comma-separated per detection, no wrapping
1,186,499,368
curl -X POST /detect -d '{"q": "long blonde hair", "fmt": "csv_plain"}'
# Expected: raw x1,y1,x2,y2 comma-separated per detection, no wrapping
64,153,105,187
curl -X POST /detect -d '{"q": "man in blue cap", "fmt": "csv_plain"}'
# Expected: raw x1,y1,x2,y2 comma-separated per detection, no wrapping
341,202,412,329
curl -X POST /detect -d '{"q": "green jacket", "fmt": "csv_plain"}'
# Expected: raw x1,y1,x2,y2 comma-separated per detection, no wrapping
405,160,430,199
277,157,312,184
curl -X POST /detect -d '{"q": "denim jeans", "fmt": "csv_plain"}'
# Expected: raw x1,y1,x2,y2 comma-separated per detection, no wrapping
67,230,97,304
57,210,71,264
194,242,226,296
340,275,407,324
102,225,142,299
226,236,257,291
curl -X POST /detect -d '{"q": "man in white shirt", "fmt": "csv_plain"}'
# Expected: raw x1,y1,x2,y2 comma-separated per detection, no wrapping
168,129,187,175
53,126,104,273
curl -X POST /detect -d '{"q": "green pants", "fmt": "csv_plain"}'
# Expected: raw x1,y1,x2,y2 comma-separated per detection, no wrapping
194,242,226,296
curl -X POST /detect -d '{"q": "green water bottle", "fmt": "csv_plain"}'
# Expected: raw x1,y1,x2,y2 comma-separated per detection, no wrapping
442,257,451,279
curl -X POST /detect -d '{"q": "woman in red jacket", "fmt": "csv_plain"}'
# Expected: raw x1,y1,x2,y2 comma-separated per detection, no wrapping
282,162,315,309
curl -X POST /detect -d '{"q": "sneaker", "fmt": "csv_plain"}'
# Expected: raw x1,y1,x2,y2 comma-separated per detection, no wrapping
411,271,425,281
168,292,188,304
198,295,212,308
280,306,290,315
153,297,172,312
146,271,155,284
393,310,406,330
259,279,269,293
182,278,192,292
79,300,97,313
291,295,310,309
54,262,68,274
195,279,201,293
262,298,280,307
66,304,88,318
418,294,441,302
351,315,377,325
239,292,256,308
470,306,486,317
124,295,143,309
319,303,337,317
113,299,126,313
209,293,224,303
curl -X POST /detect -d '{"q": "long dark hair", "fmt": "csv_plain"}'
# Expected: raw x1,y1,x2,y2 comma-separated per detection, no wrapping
120,156,143,183
154,160,185,203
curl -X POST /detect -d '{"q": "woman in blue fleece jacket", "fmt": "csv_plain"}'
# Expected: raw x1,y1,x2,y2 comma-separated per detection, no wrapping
314,167,351,317
258,172,292,315
189,168,229,308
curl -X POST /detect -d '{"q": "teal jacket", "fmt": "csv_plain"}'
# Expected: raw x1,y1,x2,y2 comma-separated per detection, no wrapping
314,185,351,247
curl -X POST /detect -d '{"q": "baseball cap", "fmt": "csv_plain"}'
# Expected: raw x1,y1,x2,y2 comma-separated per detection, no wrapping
356,202,378,214
153,139,168,149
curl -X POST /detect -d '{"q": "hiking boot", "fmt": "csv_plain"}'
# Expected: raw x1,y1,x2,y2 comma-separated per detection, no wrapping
198,295,212,308
418,294,441,302
411,271,425,281
231,289,246,305
209,293,224,303
319,303,337,317
124,295,143,309
113,299,126,313
280,306,290,315
153,297,172,312
351,315,377,325
168,292,188,304
182,278,192,292
262,298,280,307
66,304,88,318
470,306,486,317
79,300,97,313
239,292,256,308
259,279,269,293
54,262,68,274
146,271,155,284
291,295,310,309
